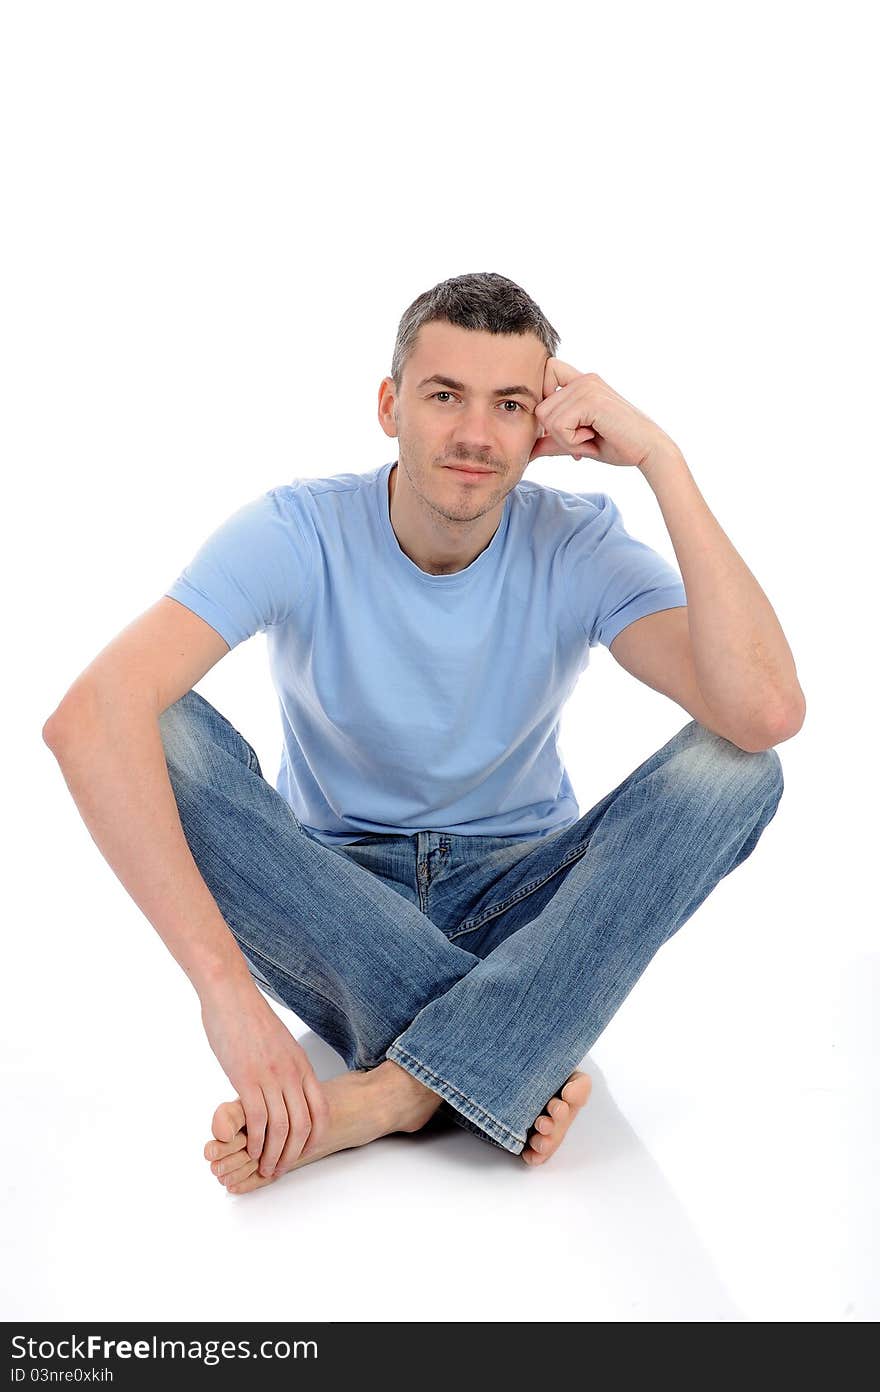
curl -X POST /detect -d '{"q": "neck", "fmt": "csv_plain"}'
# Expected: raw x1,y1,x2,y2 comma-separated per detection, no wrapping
387,461,503,576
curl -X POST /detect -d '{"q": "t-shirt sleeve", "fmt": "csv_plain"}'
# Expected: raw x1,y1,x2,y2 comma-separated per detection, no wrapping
563,491,688,649
163,487,312,650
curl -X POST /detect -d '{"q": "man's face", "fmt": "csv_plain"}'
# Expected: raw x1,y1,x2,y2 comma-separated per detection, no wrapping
383,321,548,522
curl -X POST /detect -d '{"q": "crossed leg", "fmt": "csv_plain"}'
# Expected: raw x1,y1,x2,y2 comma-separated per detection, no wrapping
204,1065,594,1192
158,690,782,1194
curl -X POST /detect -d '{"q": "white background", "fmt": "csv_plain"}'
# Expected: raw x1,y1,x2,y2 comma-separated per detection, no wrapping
2,0,876,1322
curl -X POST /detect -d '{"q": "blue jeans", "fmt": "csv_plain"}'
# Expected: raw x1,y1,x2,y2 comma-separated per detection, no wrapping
158,689,784,1155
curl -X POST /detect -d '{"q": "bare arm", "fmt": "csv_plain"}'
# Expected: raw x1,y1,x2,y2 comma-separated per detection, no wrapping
44,688,253,998
42,598,329,1176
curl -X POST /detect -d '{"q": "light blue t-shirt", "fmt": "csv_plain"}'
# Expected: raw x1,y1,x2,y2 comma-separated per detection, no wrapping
164,460,687,846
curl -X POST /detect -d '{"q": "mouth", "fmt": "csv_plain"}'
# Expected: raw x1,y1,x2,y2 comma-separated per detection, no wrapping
444,465,495,478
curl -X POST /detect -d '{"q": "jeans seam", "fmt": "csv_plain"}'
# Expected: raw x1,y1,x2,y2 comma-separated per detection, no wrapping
386,1043,527,1152
181,824,341,1014
237,939,343,1016
186,689,261,775
450,841,590,939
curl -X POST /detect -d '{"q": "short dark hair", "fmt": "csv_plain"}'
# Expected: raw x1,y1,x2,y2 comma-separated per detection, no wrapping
390,271,561,393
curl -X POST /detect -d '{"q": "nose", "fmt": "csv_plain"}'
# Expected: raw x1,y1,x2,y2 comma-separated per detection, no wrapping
448,404,499,454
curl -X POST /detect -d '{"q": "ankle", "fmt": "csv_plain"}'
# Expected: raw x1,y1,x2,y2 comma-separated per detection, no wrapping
368,1059,441,1133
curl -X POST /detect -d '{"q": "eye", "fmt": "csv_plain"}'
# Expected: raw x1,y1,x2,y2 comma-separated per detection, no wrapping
430,392,525,412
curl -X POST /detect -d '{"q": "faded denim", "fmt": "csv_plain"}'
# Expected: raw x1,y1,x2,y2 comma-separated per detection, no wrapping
158,688,784,1155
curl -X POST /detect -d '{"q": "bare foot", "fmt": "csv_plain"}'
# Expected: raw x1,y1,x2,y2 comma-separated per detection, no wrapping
520,1070,592,1166
203,1061,441,1195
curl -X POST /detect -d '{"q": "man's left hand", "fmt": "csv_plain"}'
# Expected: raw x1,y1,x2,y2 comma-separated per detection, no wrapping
528,358,680,470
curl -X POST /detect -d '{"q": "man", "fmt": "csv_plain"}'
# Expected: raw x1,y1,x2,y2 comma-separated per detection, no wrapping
43,272,805,1195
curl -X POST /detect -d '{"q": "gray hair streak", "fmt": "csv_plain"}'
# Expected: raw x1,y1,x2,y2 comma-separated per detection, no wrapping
390,271,561,392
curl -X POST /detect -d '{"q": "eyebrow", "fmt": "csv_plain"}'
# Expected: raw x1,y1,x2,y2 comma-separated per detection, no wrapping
416,373,539,406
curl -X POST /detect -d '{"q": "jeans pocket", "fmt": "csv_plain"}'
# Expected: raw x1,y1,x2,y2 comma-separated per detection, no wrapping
451,841,590,940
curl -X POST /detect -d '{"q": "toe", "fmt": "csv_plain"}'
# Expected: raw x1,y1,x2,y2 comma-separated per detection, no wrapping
204,1131,248,1162
212,1099,247,1143
221,1158,259,1187
561,1071,592,1109
522,1072,592,1168
213,1149,255,1179
227,1167,277,1195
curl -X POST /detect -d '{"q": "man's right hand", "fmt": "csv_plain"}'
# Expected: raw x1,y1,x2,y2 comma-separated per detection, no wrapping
199,979,330,1178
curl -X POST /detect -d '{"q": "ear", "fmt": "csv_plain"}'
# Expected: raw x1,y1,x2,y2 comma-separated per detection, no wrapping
377,377,399,439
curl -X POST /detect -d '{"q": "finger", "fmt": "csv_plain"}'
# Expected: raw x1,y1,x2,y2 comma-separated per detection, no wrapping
571,441,603,461
531,422,595,463
545,412,595,445
257,1086,290,1177
541,357,558,401
538,407,594,442
272,1085,313,1174
298,1070,331,1159
527,434,562,463
241,1090,268,1162
542,357,584,396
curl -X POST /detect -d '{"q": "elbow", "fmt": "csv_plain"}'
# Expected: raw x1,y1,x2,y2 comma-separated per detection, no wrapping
742,692,807,753
42,714,66,751
42,703,78,751
43,683,101,750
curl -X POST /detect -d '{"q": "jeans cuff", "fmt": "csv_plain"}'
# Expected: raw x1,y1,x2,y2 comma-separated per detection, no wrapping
385,1042,526,1155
